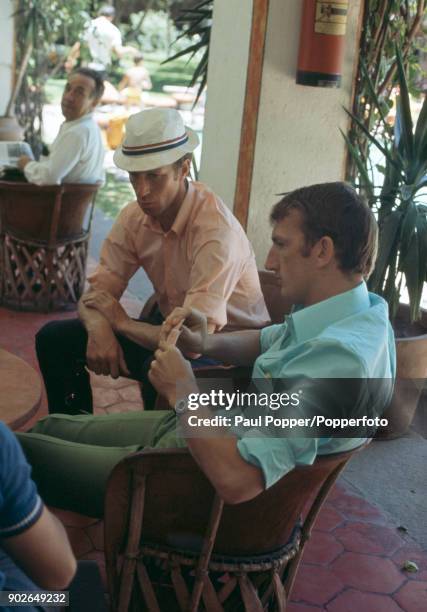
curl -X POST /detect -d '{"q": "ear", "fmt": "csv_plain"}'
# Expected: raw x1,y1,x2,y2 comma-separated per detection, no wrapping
181,158,191,179
314,236,335,268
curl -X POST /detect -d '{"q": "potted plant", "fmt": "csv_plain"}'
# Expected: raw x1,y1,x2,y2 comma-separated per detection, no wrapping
344,47,427,438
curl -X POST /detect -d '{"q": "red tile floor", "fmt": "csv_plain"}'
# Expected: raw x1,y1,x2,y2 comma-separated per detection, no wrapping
1,299,427,611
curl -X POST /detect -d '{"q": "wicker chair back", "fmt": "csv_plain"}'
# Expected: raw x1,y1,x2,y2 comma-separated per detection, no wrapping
105,445,364,611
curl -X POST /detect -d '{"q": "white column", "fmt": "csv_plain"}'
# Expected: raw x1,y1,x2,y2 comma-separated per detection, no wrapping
200,0,362,263
199,0,253,209
246,0,363,263
0,0,15,115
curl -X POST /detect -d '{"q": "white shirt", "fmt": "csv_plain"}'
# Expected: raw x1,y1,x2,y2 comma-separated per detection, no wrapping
84,16,122,71
24,113,105,186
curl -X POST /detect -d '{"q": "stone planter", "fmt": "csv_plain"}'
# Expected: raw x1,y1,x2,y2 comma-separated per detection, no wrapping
376,305,427,440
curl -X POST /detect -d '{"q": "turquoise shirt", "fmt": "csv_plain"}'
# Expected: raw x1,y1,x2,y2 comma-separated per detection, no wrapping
237,282,396,489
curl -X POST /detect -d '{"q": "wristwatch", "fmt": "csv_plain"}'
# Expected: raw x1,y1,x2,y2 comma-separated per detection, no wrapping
174,398,189,415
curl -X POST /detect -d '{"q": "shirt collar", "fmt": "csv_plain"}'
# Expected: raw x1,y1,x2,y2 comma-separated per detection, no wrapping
170,180,194,236
141,181,194,236
63,112,94,128
289,282,370,343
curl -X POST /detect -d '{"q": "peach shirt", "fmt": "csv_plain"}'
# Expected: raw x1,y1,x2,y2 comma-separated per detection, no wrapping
88,181,270,331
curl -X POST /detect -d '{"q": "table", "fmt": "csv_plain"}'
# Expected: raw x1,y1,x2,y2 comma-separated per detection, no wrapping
0,348,41,429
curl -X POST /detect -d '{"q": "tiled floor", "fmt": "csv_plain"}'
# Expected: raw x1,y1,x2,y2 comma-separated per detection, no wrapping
1,300,426,611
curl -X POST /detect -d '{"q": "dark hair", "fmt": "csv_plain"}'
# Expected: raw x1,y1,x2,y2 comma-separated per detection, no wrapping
71,68,105,100
98,5,115,17
270,182,378,278
134,53,145,64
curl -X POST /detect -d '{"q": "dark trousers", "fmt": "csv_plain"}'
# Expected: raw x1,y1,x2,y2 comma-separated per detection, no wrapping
35,315,218,414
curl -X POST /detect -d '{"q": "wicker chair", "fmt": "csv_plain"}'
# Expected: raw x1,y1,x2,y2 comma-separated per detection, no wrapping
0,181,99,312
104,444,366,611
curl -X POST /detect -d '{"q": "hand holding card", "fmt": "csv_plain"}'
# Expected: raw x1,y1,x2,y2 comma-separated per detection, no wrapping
164,317,185,346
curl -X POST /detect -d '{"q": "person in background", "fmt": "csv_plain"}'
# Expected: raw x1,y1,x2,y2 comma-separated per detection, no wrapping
119,53,152,105
0,422,76,611
17,68,105,186
65,5,138,79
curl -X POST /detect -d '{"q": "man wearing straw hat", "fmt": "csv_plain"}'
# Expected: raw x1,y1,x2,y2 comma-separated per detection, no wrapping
35,108,269,414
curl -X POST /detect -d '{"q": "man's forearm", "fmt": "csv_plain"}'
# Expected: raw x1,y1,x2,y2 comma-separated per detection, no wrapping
67,41,81,61
203,330,261,366
177,401,264,504
2,507,76,591
79,288,160,349
78,299,112,333
116,318,161,350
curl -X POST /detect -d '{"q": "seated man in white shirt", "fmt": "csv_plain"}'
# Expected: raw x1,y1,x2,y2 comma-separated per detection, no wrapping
17,68,105,186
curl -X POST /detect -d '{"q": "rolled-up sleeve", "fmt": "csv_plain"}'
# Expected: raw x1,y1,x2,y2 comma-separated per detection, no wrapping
183,228,245,331
24,131,84,186
237,436,319,489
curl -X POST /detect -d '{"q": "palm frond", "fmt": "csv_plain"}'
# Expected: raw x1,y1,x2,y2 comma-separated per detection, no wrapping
164,0,213,106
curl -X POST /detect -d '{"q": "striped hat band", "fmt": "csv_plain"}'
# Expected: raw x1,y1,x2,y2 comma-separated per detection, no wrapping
122,133,189,157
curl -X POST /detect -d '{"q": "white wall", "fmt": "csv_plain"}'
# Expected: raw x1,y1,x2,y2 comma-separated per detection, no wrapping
201,0,363,263
199,0,253,208
247,0,363,263
0,0,14,115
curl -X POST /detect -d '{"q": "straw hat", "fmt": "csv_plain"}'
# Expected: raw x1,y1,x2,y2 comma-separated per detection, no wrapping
113,108,199,172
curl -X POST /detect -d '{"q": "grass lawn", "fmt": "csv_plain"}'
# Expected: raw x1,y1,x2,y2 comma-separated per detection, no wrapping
144,55,198,92
96,173,135,219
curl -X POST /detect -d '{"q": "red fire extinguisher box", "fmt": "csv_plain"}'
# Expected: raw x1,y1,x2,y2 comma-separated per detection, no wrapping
296,0,349,88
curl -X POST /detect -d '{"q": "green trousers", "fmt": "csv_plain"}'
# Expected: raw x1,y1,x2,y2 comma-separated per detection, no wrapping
16,411,185,518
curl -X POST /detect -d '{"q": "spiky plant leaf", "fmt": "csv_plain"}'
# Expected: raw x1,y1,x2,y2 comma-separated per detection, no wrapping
414,95,427,158
369,210,402,291
344,108,401,172
164,0,213,106
394,46,414,162
341,129,374,200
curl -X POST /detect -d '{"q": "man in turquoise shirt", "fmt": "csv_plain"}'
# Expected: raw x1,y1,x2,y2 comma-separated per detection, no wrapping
236,281,395,489
18,182,395,516
150,181,396,501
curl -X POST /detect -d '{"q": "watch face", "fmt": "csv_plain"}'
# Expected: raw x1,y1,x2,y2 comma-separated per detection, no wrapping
175,398,187,414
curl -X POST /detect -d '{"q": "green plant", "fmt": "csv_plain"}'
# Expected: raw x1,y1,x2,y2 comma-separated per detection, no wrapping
163,0,213,104
348,0,426,184
122,8,202,57
344,47,427,322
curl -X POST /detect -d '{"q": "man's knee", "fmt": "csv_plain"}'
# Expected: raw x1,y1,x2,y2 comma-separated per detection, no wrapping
35,319,86,359
36,321,61,353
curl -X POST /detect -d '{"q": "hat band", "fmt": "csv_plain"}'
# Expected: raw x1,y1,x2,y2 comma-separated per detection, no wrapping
122,133,189,157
